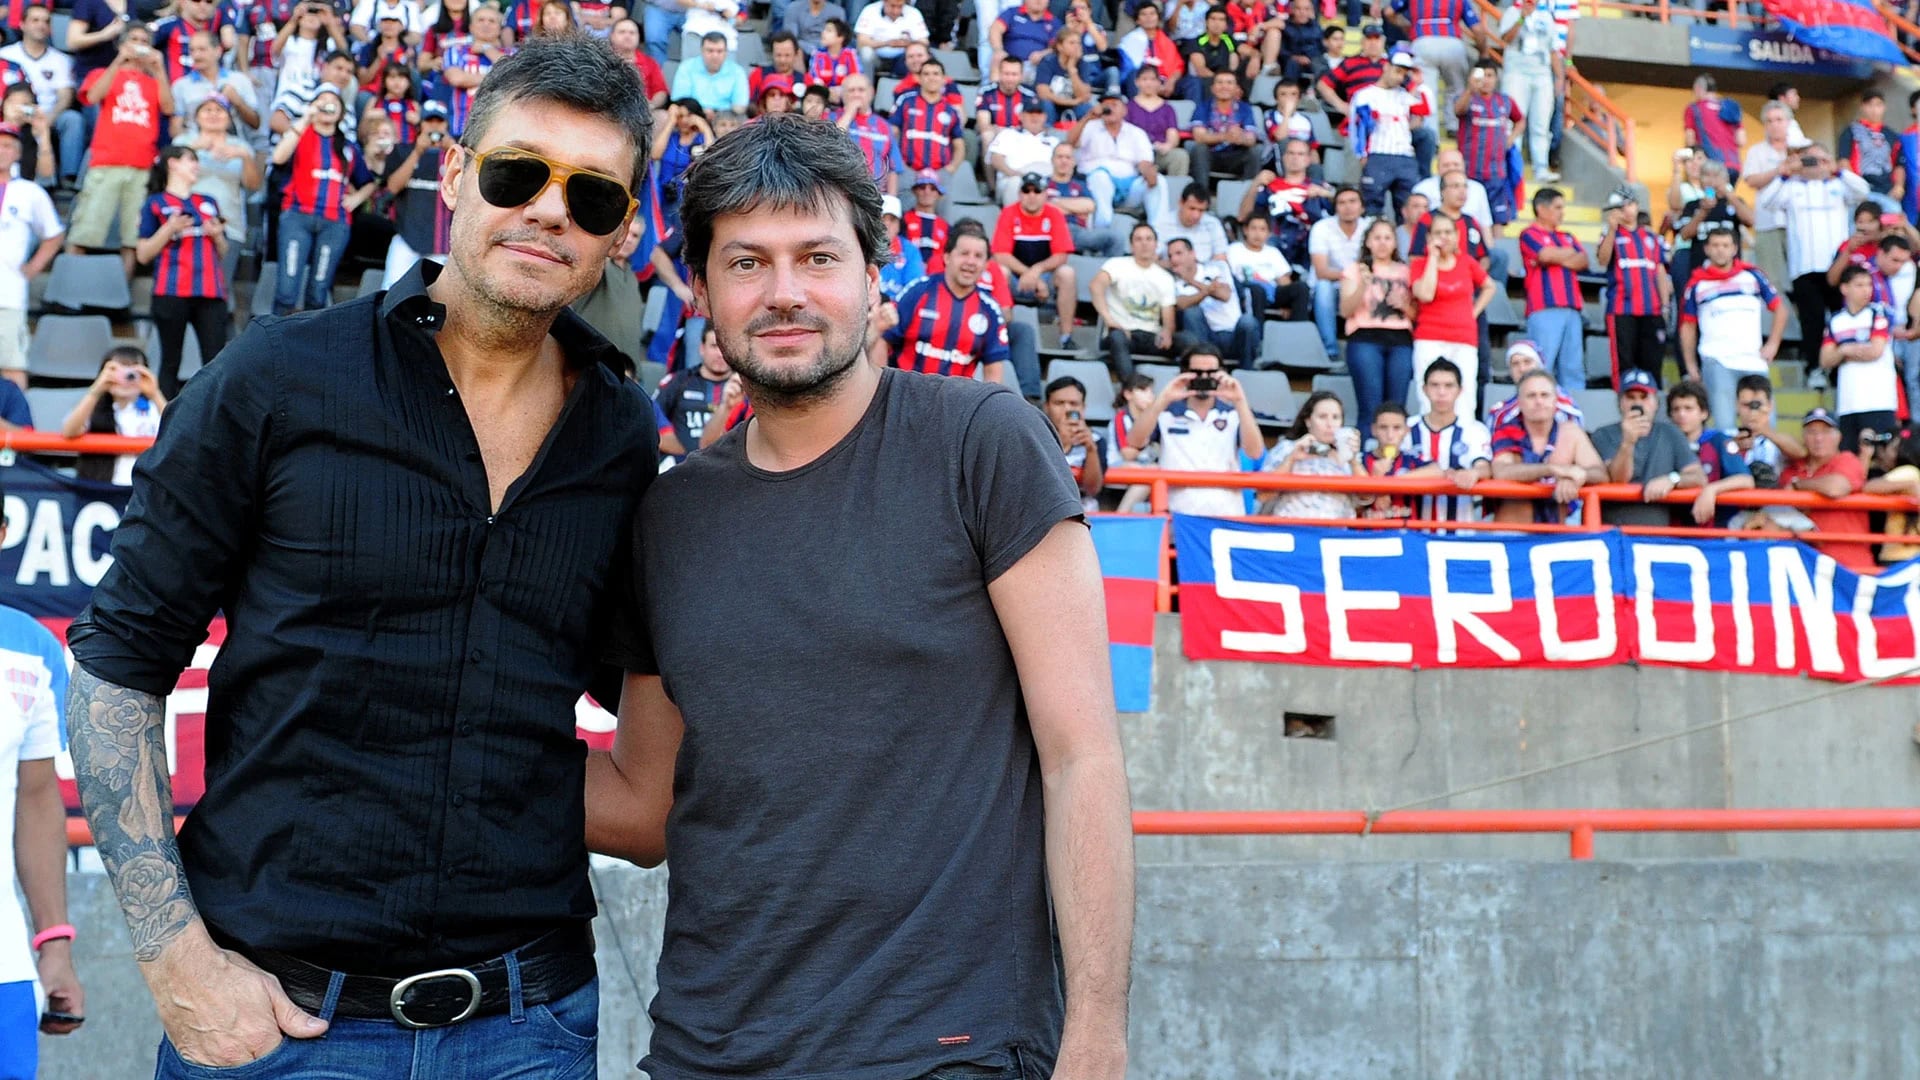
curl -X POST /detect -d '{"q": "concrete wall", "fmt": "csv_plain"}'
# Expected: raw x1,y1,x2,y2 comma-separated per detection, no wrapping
41,858,1920,1079
1125,615,1920,862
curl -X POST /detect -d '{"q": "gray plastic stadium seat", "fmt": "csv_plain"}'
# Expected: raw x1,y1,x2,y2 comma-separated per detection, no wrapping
1069,254,1106,303
1575,388,1621,429
1215,179,1254,218
1258,321,1333,372
42,254,132,313
1583,335,1612,387
946,168,989,205
1044,359,1116,422
931,48,976,82
642,286,668,339
26,387,87,431
1484,290,1522,330
1169,99,1196,128
1481,383,1506,418
356,272,382,298
1249,75,1280,107
733,34,764,66
1235,369,1297,425
636,360,667,391
1493,237,1523,280
27,315,116,382
1308,109,1342,149
1137,362,1179,396
251,263,279,318
1310,373,1357,427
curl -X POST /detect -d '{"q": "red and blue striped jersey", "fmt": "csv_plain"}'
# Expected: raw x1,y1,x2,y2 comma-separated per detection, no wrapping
1047,176,1091,228
1458,92,1517,180
976,85,1038,129
1408,210,1489,262
836,110,905,185
1519,224,1584,313
0,55,27,91
223,0,297,70
1604,226,1666,316
1402,0,1476,38
893,94,965,172
140,191,228,299
152,13,226,84
280,127,375,222
379,97,419,145
884,276,1011,379
1682,97,1743,168
503,0,538,39
903,209,948,258
807,47,860,91
441,38,498,135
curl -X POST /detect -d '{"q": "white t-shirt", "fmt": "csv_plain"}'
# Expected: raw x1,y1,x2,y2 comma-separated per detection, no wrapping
1891,260,1918,328
1153,399,1247,516
1308,215,1370,275
0,606,66,986
1175,261,1242,333
350,0,424,34
1742,141,1789,231
1350,83,1423,157
1410,175,1493,230
1099,255,1176,334
1076,120,1153,180
853,3,928,44
683,0,741,46
0,179,63,311
112,397,163,485
987,127,1059,178
1497,5,1558,76
1155,212,1230,263
0,43,73,113
1227,240,1292,290
1827,302,1899,416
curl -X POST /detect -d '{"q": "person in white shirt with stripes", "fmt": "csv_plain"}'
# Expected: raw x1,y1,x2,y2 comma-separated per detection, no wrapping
1755,142,1868,385
1403,356,1490,521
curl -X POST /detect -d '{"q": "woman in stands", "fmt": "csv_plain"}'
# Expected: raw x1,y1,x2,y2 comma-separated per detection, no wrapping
271,2,347,93
134,147,231,399
534,0,577,35
421,0,476,72
1259,388,1366,518
269,85,378,314
172,95,259,281
61,346,166,487
1108,372,1158,511
1409,212,1497,415
1340,217,1414,431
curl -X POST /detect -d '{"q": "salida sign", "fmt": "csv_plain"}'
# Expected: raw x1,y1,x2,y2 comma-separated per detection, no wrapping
1686,25,1875,78
1175,516,1920,683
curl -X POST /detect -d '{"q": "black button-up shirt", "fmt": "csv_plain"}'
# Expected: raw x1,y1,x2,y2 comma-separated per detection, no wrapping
68,262,658,975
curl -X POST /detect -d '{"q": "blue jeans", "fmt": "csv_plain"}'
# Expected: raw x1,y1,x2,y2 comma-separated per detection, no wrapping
1360,153,1420,219
642,3,685,61
1312,277,1341,357
1411,125,1436,178
1181,306,1258,368
155,977,598,1079
1526,306,1585,391
55,107,88,182
1701,354,1745,435
1007,317,1041,397
1346,335,1414,428
275,211,352,314
0,980,35,1080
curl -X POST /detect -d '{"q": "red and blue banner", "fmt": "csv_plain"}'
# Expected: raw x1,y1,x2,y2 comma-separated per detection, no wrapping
1757,0,1904,67
1176,516,1920,683
1092,515,1164,712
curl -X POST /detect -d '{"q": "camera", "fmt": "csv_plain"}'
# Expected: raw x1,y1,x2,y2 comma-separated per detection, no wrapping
1749,461,1779,490
1800,155,1819,168
122,369,139,383
429,130,444,143
1187,372,1218,392
1863,430,1896,447
1305,439,1333,456
1066,410,1082,423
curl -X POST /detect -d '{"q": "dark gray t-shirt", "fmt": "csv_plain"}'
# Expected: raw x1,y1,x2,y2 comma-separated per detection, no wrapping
1590,419,1699,526
617,368,1083,1080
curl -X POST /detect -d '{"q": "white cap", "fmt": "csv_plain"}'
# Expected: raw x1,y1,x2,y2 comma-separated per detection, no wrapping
880,194,902,218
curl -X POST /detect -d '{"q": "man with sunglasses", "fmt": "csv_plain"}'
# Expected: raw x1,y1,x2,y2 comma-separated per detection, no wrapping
68,35,656,1078
588,113,1134,1080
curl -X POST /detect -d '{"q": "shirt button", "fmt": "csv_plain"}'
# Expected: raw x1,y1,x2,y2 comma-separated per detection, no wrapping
444,866,457,880
485,515,495,525
469,648,483,663
457,722,474,736
446,387,456,396
451,793,465,807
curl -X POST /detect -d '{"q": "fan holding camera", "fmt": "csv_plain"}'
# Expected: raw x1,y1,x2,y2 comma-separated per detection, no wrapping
1126,344,1265,517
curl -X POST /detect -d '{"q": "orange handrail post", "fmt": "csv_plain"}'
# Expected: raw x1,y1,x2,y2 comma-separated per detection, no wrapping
1155,517,1174,613
1570,823,1596,860
0,432,157,454
1873,1,1920,63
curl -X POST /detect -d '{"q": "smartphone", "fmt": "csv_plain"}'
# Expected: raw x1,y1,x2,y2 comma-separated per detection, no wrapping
1188,373,1218,392
1066,409,1082,422
1800,155,1819,168
1629,404,1646,418
1884,213,1903,228
41,1010,84,1027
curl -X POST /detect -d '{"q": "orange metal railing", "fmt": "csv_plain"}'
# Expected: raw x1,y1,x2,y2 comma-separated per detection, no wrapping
1100,466,1920,612
1873,0,1920,63
0,430,157,455
66,810,1920,858
1133,808,1920,859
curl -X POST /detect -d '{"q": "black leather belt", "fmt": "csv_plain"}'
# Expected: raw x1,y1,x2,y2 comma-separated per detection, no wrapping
249,925,597,1028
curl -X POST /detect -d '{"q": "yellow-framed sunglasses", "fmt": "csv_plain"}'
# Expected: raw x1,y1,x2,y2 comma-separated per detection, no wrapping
466,146,637,237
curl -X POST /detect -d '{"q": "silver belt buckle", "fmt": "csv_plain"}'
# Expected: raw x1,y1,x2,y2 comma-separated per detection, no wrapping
389,967,483,1029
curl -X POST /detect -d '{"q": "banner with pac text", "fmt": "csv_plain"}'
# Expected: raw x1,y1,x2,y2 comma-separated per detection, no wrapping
1175,515,1920,683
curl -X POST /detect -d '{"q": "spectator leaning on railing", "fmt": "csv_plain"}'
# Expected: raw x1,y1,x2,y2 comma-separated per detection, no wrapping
1588,369,1706,528
1763,407,1876,573
1491,369,1606,525
1405,356,1490,521
1128,343,1265,516
1261,388,1366,519
1665,378,1754,528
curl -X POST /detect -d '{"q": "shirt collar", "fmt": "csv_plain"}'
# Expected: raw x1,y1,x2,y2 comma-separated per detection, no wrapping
380,259,633,377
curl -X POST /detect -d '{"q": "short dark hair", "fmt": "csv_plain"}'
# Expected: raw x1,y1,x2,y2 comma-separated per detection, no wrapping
323,48,355,67
680,114,887,280
1044,375,1086,400
1839,263,1875,288
1736,373,1773,398
1322,23,1344,41
920,57,944,74
946,217,991,253
768,29,799,49
1333,184,1361,203
1180,180,1209,204
1856,202,1881,223
1862,89,1885,104
1179,343,1222,370
1910,88,1920,111
1131,221,1157,242
1423,357,1461,385
1206,4,1230,17
1000,53,1024,67
1695,73,1717,93
462,35,653,186
1882,234,1913,254
1666,378,1709,417
824,17,851,39
1532,186,1564,210
700,30,727,46
1166,237,1194,254
1767,80,1794,101
1373,401,1408,422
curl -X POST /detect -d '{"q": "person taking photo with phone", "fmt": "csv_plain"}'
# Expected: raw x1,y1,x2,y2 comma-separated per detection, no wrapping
1045,375,1108,508
1128,343,1265,516
1588,369,1708,527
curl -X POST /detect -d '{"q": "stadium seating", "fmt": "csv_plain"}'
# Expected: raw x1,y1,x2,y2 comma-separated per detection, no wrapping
1259,321,1334,374
27,387,87,432
1310,373,1357,426
1045,359,1118,422
1236,369,1297,426
42,254,132,314
29,315,116,383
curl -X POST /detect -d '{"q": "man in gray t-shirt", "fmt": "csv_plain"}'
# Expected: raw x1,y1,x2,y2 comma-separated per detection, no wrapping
1589,370,1708,526
586,115,1135,1080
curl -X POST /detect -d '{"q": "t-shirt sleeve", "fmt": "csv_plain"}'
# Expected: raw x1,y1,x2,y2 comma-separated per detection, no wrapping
138,196,162,240
1490,421,1525,458
1714,433,1749,478
0,380,30,428
1052,207,1075,254
960,387,1087,583
1590,423,1620,461
1462,421,1492,465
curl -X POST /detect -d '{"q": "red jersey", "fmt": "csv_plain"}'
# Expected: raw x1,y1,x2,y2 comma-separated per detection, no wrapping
280,126,375,221
902,209,949,260
1780,452,1874,573
81,68,164,169
1408,255,1488,345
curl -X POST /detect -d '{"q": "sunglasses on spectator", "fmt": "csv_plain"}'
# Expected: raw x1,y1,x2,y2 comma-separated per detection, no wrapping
1020,184,1043,193
468,146,635,236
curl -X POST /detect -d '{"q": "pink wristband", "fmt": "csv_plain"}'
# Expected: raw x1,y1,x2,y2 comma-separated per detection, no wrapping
30,924,74,951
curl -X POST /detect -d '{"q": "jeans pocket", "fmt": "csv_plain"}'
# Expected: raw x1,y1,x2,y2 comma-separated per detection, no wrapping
528,978,599,1050
161,1034,295,1078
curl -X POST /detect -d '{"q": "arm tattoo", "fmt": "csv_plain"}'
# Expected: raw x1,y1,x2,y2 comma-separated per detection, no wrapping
67,666,200,963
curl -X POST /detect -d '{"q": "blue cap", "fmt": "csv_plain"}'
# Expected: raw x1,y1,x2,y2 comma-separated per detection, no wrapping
422,100,449,119
912,169,945,193
1620,369,1658,394
1803,406,1838,428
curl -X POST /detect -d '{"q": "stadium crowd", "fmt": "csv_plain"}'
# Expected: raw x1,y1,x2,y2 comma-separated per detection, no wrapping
0,0,1904,564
